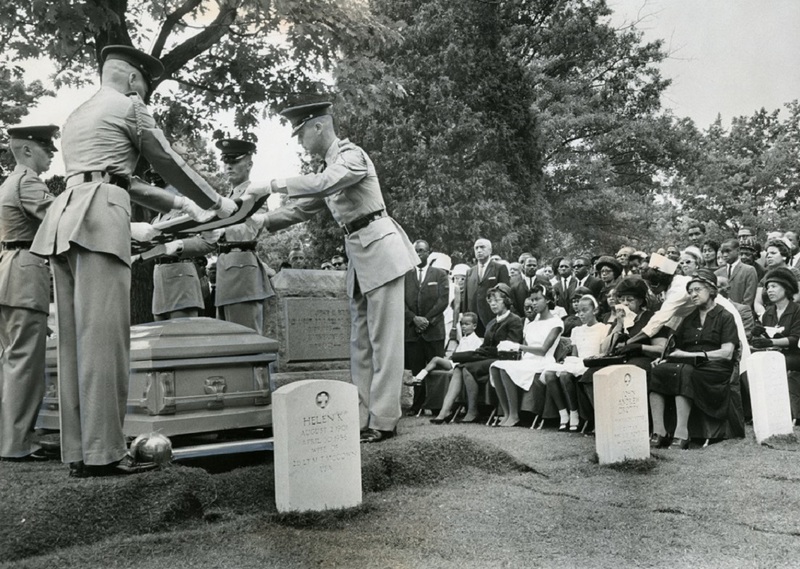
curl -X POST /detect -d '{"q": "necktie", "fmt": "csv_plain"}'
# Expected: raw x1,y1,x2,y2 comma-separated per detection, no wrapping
727,264,732,279
418,267,423,283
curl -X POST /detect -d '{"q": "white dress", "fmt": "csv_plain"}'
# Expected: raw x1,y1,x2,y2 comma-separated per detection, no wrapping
545,322,610,376
491,315,564,390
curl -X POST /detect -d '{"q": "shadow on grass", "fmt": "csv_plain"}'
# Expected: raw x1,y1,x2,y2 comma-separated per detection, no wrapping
0,434,529,563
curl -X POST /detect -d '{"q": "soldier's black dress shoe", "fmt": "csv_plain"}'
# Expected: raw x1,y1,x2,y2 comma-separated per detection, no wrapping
69,454,158,478
1,448,50,462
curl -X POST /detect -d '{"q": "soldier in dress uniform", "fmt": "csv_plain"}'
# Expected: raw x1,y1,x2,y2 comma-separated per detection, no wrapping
149,187,221,320
0,125,58,461
254,101,419,443
30,45,236,477
213,138,274,334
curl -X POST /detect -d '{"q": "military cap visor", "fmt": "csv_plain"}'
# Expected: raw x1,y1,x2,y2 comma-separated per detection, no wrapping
216,139,256,163
8,125,59,152
101,45,164,90
280,102,333,136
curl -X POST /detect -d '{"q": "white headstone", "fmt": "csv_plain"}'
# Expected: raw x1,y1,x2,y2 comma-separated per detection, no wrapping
593,364,650,464
747,351,794,444
273,379,362,512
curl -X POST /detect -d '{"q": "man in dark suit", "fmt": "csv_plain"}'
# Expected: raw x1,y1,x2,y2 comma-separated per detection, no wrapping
464,238,510,335
553,257,577,315
404,240,449,413
509,255,550,316
572,256,603,299
715,239,758,308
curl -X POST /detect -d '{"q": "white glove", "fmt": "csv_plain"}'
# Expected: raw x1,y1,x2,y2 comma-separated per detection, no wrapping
200,228,225,243
214,196,237,218
130,254,142,264
175,196,215,222
247,213,268,231
497,340,521,352
131,222,161,242
244,181,273,198
163,240,183,257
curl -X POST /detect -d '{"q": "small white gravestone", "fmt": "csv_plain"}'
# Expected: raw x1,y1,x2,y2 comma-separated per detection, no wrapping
273,379,362,513
748,351,794,444
593,365,650,464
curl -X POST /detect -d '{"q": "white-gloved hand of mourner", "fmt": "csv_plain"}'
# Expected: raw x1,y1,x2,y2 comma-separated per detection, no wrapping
131,222,161,242
163,240,183,257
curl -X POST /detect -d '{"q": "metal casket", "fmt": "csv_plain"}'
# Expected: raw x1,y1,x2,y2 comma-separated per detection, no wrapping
38,318,278,437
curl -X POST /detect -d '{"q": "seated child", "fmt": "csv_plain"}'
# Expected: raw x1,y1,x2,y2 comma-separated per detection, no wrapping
412,312,483,383
541,295,610,431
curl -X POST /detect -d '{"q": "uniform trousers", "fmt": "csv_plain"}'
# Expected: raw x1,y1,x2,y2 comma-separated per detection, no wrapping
51,247,129,465
350,275,405,432
0,305,47,457
217,301,264,335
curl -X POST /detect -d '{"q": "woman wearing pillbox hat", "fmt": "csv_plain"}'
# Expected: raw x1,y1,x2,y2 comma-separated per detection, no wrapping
751,267,800,418
594,255,622,320
649,268,739,449
754,240,800,316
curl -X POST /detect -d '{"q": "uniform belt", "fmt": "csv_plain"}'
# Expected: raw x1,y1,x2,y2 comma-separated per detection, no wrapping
341,210,386,235
69,171,131,190
218,241,257,253
1,240,33,250
155,257,198,265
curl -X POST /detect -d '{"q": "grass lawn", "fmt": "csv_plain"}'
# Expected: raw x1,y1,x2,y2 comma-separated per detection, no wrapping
1,418,799,568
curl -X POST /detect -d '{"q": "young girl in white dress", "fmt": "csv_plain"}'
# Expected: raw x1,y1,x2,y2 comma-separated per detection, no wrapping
541,295,609,431
490,285,563,427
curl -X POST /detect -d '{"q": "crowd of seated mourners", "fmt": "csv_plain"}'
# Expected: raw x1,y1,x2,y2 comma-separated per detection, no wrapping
413,225,800,450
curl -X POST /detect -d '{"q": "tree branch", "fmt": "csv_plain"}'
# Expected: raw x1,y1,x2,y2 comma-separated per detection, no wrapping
152,0,203,58
158,2,239,81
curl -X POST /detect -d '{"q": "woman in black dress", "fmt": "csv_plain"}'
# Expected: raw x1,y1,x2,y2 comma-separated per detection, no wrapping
649,269,739,449
431,284,523,424
751,267,800,418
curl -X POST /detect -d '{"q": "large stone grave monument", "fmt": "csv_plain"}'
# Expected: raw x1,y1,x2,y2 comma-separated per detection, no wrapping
593,364,650,464
748,351,794,444
273,379,362,513
265,270,352,389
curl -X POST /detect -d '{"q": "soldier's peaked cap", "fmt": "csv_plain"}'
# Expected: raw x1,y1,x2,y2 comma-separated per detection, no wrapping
280,102,333,136
215,139,256,163
101,45,164,89
7,125,59,152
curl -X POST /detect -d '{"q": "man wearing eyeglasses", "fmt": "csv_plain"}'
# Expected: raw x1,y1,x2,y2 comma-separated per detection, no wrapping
571,256,603,299
331,254,347,271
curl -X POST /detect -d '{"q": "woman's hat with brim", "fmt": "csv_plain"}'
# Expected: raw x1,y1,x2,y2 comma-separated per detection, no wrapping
686,268,718,292
615,276,649,299
763,266,799,297
594,256,623,279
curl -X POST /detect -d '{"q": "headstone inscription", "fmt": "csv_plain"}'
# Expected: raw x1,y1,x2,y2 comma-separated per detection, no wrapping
593,365,650,464
748,351,794,444
265,270,352,389
273,379,362,513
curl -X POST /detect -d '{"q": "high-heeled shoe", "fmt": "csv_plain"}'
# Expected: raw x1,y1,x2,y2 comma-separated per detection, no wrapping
429,413,454,425
558,422,568,431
